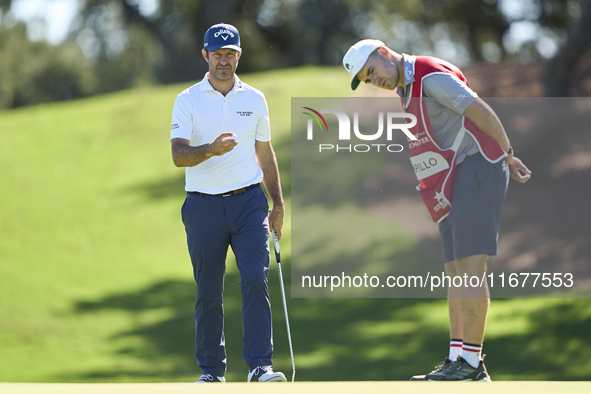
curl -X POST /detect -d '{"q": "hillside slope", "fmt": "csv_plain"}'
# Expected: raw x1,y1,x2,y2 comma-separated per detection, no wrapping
1,66,590,383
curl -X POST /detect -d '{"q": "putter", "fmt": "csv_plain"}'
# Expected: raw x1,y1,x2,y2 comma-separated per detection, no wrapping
272,229,296,382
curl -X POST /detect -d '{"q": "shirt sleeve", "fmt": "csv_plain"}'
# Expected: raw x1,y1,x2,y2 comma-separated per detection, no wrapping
170,93,193,141
422,73,478,115
255,97,271,142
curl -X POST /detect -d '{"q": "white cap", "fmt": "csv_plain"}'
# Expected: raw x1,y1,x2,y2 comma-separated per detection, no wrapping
342,39,385,90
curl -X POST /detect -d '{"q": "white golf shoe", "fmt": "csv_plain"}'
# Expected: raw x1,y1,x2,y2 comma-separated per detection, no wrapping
247,365,287,382
196,373,225,383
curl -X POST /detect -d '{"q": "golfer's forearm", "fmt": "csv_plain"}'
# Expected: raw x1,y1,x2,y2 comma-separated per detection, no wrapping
464,98,511,152
171,139,213,167
261,158,284,208
256,143,284,208
264,175,284,209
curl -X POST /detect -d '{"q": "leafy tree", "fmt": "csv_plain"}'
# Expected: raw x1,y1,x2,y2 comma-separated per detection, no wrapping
1,0,590,109
543,0,591,96
0,22,94,109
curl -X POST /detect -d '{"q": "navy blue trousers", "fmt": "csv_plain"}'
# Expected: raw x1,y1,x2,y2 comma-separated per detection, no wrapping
181,185,273,376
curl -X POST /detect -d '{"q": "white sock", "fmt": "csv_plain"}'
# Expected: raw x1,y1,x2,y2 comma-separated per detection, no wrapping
461,342,482,368
449,339,463,361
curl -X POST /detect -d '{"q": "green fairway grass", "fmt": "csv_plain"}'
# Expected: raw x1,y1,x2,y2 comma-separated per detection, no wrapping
1,66,590,383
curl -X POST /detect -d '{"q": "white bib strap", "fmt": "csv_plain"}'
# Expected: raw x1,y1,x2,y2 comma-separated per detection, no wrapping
450,125,466,153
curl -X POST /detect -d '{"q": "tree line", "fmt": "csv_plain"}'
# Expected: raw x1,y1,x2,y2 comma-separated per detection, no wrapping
0,0,590,109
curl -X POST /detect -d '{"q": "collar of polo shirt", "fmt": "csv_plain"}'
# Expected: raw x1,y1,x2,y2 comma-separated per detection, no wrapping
201,73,245,95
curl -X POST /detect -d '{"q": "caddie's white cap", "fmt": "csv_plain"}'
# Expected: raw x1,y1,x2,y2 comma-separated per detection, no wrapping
342,39,385,90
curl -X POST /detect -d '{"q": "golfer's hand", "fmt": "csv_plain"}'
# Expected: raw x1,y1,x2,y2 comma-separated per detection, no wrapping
268,205,285,241
508,156,531,183
209,132,238,156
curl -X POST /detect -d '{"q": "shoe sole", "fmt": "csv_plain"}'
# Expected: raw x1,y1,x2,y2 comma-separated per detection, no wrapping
425,377,492,382
248,373,287,382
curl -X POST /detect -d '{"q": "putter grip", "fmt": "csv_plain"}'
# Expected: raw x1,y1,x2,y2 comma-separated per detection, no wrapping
272,229,281,257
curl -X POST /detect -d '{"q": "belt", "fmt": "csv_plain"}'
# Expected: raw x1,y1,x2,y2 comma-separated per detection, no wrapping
188,183,260,197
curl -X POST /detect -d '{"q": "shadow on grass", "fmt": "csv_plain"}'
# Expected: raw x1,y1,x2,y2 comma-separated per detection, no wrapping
486,299,591,381
66,265,591,382
126,174,186,201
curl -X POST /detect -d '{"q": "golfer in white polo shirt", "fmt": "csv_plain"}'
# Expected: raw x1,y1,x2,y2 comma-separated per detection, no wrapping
170,23,286,383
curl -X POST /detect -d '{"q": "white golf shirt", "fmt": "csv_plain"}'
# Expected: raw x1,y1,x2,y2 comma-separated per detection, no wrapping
171,74,271,193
